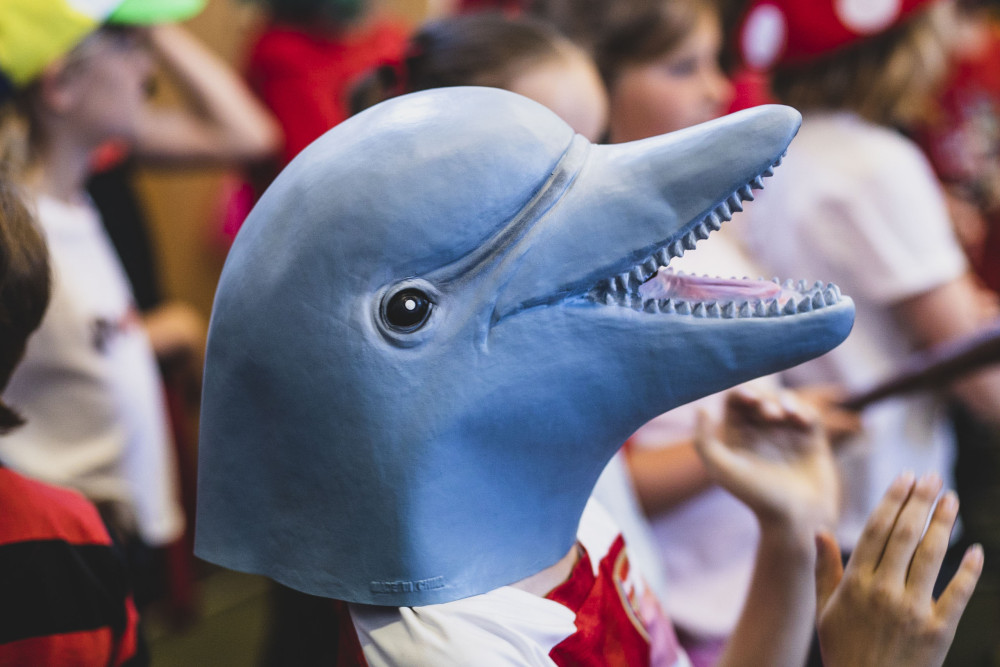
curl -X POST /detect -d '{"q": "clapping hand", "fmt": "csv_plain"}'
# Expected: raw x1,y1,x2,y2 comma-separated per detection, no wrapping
694,386,839,533
815,473,984,667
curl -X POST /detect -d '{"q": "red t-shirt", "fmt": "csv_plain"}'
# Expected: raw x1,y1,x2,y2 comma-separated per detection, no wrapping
246,18,410,166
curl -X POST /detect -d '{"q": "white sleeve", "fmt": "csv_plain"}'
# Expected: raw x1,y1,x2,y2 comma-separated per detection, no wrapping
814,136,967,305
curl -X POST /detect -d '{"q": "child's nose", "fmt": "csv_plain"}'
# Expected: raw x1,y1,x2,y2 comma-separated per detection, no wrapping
705,67,734,107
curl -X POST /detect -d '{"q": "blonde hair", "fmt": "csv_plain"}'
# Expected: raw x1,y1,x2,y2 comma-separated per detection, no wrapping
771,4,956,127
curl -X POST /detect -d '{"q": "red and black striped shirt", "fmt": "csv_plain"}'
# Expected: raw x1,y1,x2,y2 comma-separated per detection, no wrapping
0,465,141,666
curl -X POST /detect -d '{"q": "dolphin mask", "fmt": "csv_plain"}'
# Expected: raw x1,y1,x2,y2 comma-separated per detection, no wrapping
195,87,854,606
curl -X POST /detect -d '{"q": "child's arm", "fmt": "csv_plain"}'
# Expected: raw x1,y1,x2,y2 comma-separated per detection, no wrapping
697,387,838,667
133,24,282,166
815,473,983,667
623,440,712,516
625,383,858,519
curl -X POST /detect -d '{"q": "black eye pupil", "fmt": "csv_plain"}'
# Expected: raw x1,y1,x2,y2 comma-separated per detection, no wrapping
386,289,431,331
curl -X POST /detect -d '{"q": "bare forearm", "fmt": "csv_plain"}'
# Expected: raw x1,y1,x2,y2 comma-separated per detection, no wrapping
695,390,836,667
716,521,817,667
137,24,281,164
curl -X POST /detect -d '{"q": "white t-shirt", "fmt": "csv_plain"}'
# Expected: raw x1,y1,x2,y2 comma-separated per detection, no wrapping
731,112,967,547
0,194,183,545
346,501,691,667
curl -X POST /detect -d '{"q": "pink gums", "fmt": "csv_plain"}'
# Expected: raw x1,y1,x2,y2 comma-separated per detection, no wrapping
638,271,796,305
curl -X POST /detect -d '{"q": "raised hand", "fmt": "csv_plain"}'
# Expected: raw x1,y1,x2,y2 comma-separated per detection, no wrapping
694,386,839,532
702,387,840,667
815,473,984,667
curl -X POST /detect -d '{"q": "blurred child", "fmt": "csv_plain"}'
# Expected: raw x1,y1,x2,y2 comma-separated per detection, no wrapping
90,22,281,405
86,18,282,615
214,0,409,245
731,7,1000,665
736,0,1000,536
0,180,143,666
0,0,206,563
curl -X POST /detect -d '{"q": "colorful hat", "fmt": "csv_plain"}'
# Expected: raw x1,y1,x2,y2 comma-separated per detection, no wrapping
738,0,938,70
0,0,205,100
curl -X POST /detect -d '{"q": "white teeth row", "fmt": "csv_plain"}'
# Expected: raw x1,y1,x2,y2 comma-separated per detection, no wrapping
606,282,843,318
596,153,784,300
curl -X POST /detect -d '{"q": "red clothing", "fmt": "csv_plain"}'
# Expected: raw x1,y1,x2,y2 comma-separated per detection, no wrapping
727,68,773,113
0,466,141,666
247,19,409,166
546,534,681,666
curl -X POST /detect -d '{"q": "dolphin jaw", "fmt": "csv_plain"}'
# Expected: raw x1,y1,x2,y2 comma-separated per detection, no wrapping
578,150,847,320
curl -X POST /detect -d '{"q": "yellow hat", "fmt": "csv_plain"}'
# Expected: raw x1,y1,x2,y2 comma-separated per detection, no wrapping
0,0,205,99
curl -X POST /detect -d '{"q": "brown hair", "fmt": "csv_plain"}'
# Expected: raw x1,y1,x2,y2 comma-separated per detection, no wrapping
0,84,42,179
771,5,955,127
350,13,573,114
531,0,717,88
0,180,50,433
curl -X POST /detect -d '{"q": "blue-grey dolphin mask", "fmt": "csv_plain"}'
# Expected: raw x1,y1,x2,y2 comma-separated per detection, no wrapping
195,87,854,606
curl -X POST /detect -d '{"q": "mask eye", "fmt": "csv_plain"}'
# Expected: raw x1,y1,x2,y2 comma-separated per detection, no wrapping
383,288,432,332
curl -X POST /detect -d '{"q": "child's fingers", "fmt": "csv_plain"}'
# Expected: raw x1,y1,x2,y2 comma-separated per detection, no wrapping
876,474,943,583
906,491,959,600
847,472,915,575
935,544,984,631
815,529,844,620
727,385,762,407
694,408,748,485
694,409,726,462
779,391,819,429
726,387,816,429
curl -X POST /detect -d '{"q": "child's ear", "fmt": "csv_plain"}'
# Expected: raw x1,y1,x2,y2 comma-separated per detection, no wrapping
36,60,82,114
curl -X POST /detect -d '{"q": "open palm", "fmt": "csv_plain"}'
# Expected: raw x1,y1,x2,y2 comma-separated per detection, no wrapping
695,387,839,532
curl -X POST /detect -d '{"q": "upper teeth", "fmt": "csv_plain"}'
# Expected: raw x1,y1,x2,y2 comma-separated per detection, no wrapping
593,154,780,300
587,150,843,318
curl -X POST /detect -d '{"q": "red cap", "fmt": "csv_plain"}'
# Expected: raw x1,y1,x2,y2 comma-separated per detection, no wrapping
738,0,939,70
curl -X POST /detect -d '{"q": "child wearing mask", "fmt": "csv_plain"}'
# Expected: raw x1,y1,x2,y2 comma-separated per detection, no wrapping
334,11,978,666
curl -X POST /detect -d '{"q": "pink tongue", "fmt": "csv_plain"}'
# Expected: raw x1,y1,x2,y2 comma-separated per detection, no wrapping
638,271,787,302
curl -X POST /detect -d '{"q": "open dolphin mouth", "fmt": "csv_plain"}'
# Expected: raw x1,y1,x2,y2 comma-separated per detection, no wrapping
585,152,846,318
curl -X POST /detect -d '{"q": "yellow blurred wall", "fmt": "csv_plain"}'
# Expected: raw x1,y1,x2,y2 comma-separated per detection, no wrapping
136,0,426,316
